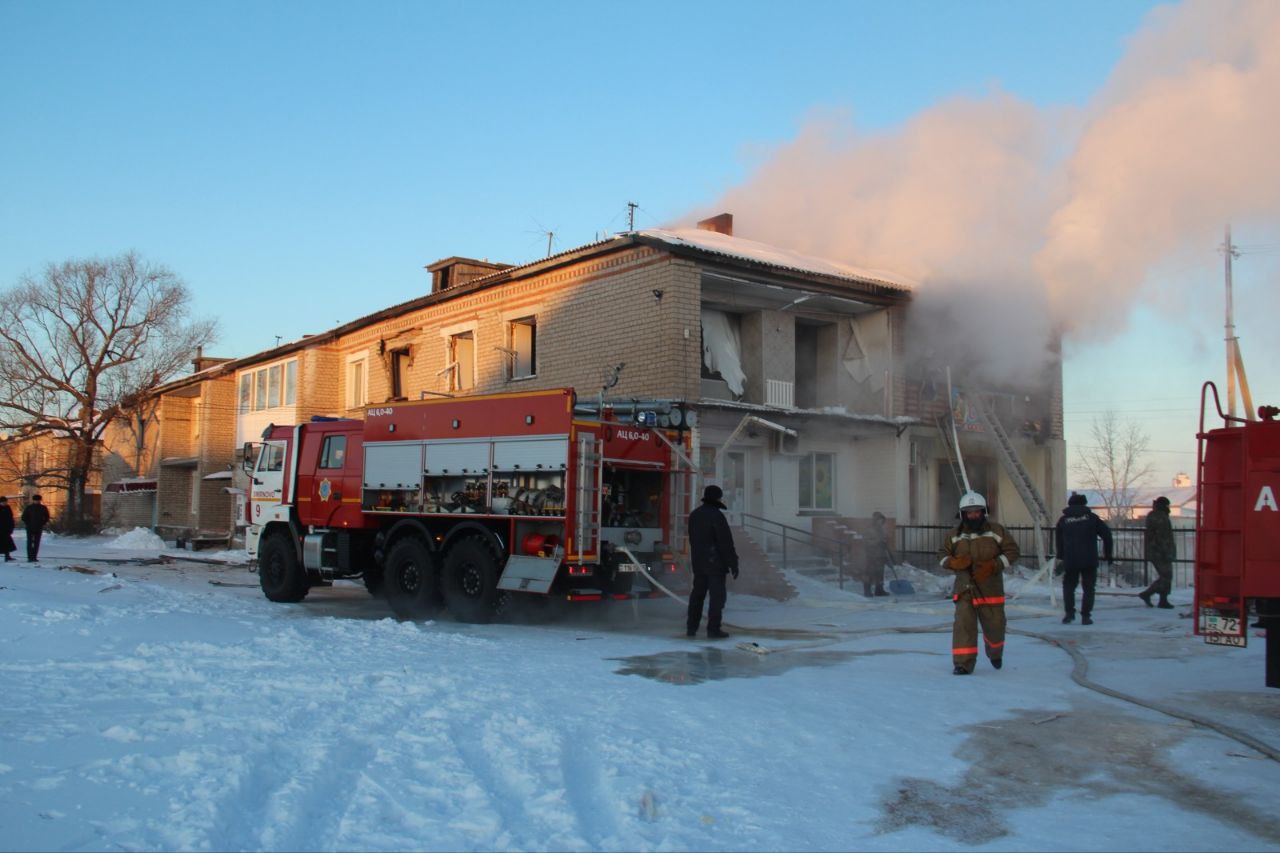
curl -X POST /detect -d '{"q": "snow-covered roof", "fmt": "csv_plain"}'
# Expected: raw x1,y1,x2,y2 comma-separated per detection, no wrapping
637,228,915,291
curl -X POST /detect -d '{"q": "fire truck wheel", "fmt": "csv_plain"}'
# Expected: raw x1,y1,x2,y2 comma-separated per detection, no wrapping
259,533,309,603
384,536,438,619
362,566,385,596
443,536,504,623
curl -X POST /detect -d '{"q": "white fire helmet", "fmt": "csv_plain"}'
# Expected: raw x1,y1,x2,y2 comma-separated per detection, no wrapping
959,491,987,512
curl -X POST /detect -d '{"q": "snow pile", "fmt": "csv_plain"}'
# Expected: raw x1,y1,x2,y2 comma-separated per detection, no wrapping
104,527,168,551
2,536,1279,851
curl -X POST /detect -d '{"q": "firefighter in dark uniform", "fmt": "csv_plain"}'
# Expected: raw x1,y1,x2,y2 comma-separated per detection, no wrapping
687,484,738,639
1055,493,1113,625
1139,496,1176,609
939,492,1020,675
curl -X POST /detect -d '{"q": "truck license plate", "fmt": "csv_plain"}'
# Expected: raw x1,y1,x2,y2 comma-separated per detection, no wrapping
617,563,642,573
1204,614,1246,647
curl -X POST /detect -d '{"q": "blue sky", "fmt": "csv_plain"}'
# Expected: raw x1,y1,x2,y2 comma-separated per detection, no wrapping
3,0,1274,490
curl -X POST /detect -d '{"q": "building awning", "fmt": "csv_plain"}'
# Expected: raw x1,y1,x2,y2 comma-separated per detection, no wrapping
160,456,198,468
202,470,233,481
106,478,158,493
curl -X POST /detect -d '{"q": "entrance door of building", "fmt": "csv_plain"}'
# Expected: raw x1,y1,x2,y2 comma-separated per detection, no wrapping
724,451,746,526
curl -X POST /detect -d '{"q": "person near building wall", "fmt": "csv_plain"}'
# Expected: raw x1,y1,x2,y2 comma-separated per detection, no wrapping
861,511,892,597
687,484,738,640
1139,496,1176,609
1055,493,1114,625
938,492,1020,675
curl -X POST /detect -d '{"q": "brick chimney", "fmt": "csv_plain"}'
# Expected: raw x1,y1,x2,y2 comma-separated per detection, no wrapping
696,213,733,236
191,346,231,373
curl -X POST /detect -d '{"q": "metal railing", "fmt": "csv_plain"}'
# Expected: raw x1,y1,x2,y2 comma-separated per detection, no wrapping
738,513,849,589
896,524,1197,588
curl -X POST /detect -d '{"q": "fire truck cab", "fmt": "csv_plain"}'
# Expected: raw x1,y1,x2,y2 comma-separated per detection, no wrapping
245,388,693,622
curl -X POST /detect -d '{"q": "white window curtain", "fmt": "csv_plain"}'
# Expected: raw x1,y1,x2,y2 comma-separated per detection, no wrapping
701,308,746,396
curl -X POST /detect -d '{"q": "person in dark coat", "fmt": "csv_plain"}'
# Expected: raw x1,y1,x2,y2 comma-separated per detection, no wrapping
1055,493,1114,625
686,484,739,639
1139,496,1176,609
21,494,51,562
861,511,891,597
0,496,15,561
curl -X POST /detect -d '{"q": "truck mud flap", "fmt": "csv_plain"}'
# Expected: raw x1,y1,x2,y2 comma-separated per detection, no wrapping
497,554,561,595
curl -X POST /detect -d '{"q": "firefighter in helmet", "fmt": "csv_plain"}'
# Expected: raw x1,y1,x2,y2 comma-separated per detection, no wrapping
938,491,1020,675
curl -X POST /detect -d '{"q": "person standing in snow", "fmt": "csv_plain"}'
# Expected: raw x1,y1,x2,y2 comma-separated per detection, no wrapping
861,511,892,597
22,494,50,562
1139,496,1176,609
1055,493,1114,625
938,492,1020,675
686,484,738,640
0,496,15,561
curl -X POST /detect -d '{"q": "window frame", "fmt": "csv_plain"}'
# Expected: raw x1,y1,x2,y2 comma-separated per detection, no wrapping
449,331,475,392
508,316,537,380
347,351,369,409
319,435,347,469
236,358,299,414
798,451,836,511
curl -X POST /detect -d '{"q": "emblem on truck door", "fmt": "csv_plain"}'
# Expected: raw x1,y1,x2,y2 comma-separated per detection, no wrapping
319,478,333,501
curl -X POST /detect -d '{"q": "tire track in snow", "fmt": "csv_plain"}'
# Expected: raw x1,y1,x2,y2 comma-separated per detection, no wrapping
558,727,623,848
448,714,586,850
254,681,409,852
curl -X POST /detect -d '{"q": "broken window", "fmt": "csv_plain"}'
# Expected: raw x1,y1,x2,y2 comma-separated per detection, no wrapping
510,317,536,379
700,308,746,396
390,349,409,399
450,332,475,391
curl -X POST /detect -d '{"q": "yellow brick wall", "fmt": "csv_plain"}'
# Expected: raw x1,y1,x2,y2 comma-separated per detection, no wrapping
323,248,704,408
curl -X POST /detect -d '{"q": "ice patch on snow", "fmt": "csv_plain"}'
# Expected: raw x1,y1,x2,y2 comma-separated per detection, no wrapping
106,528,168,551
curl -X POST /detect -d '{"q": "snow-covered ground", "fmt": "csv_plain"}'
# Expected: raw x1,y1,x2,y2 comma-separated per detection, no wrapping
2,531,1279,852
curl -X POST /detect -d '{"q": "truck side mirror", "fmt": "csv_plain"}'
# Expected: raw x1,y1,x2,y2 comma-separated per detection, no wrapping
241,442,256,473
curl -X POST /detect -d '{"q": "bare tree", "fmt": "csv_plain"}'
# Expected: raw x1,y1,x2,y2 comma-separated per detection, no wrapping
1074,410,1155,521
0,252,216,531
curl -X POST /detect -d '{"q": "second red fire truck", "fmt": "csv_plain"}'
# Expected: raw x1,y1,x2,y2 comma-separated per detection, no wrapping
245,388,694,621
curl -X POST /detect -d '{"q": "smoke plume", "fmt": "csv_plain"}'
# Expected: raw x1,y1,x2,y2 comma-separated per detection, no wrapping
691,0,1280,383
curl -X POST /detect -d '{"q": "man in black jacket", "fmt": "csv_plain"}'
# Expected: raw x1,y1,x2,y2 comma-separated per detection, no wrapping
687,485,739,639
21,494,51,563
1055,493,1113,625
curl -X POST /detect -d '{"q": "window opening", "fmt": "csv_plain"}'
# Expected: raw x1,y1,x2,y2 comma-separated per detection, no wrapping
799,451,834,510
450,332,475,391
348,358,366,408
510,317,536,379
319,435,347,469
390,349,408,399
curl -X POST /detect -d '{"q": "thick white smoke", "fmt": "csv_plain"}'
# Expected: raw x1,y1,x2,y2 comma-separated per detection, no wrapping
690,0,1280,382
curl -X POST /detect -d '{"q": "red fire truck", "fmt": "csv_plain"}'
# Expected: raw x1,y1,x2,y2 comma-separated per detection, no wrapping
245,388,694,621
1194,381,1280,687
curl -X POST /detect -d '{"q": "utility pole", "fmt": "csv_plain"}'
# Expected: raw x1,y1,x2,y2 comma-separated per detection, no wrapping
545,230,554,257
627,201,638,232
1219,225,1255,420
